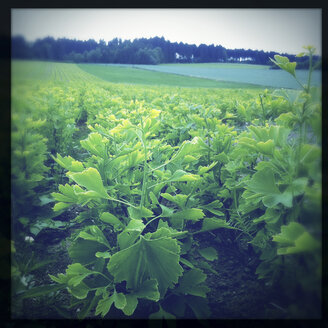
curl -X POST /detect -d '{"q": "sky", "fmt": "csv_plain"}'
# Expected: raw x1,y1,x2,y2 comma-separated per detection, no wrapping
11,9,322,55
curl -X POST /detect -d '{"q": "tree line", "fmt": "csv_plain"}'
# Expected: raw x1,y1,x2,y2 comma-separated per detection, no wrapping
12,35,320,68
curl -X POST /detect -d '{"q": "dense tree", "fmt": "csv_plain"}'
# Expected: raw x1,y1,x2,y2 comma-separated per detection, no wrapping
11,35,321,67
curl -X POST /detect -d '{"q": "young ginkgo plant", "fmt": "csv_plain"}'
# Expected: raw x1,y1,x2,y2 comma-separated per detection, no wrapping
31,105,235,319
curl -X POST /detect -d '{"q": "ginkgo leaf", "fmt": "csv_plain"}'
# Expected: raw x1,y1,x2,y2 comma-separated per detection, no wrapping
246,168,292,208
201,200,225,217
75,225,110,248
51,184,80,210
200,218,235,232
175,268,210,298
168,170,201,182
100,212,124,229
121,279,160,316
198,247,218,261
107,235,183,297
67,167,109,199
80,132,108,158
66,263,93,285
272,222,320,255
95,294,114,317
128,206,153,220
117,219,145,250
52,154,84,172
149,305,176,319
68,281,90,299
161,193,188,209
171,208,205,222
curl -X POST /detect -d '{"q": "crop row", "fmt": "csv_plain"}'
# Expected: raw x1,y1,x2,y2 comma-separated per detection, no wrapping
11,51,321,319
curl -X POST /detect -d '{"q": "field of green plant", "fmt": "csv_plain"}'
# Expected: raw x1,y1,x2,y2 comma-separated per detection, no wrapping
77,62,263,89
124,62,321,89
11,48,321,320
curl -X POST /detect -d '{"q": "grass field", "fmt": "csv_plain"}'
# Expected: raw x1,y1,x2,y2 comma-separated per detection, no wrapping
161,62,270,69
131,63,321,89
12,60,103,83
77,63,265,89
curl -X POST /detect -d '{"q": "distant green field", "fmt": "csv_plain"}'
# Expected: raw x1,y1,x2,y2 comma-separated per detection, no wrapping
12,60,102,83
161,62,269,69
77,63,265,89
11,60,266,90
132,63,321,89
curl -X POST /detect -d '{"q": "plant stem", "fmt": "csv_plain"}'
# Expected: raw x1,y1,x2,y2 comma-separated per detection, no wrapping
140,133,148,208
259,94,265,126
143,215,161,230
306,50,313,93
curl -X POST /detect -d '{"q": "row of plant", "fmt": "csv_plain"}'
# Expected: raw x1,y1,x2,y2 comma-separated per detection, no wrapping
11,47,321,319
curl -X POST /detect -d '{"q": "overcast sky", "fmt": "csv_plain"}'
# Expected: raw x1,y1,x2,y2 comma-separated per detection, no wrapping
11,9,322,55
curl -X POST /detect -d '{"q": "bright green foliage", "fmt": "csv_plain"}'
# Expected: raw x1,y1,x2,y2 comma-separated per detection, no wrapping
270,55,297,77
67,167,109,199
107,235,183,297
11,113,49,224
12,48,321,319
273,222,320,255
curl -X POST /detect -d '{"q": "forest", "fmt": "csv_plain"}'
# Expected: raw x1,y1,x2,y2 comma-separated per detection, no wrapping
11,35,321,67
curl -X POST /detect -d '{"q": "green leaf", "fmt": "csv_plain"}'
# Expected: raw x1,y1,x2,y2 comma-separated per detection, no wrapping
198,247,218,261
68,238,108,265
149,191,159,205
19,284,65,299
121,279,160,316
248,168,279,195
53,202,71,212
95,294,114,317
247,168,292,208
117,219,145,250
256,140,274,155
184,295,211,319
51,184,80,210
179,257,194,268
80,132,108,158
149,305,176,319
198,161,218,175
175,268,210,298
107,235,183,297
170,137,207,163
100,212,124,229
76,225,110,248
68,167,109,199
95,251,111,259
159,204,174,218
128,206,153,220
201,200,225,217
146,227,187,240
168,170,200,182
39,194,54,206
66,263,94,287
200,218,235,232
273,222,320,255
113,291,126,310
161,193,188,209
29,218,66,236
253,208,281,224
270,55,297,77
134,279,160,301
52,154,84,172
68,281,90,299
171,208,205,222
121,294,138,316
